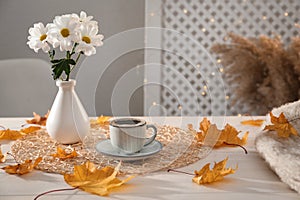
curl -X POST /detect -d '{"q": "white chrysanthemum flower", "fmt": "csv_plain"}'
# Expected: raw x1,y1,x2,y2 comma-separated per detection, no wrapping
27,22,50,53
47,14,78,51
75,24,104,56
72,11,96,24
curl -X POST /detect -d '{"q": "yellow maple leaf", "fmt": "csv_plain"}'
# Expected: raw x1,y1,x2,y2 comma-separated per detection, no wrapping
191,118,248,147
64,161,133,196
51,147,78,160
0,126,41,140
202,124,222,147
264,112,298,138
90,115,111,127
26,111,49,126
2,157,42,175
0,147,6,163
0,129,24,140
193,157,237,184
200,117,211,133
218,124,249,147
20,126,41,134
241,119,264,126
197,117,211,142
96,116,111,125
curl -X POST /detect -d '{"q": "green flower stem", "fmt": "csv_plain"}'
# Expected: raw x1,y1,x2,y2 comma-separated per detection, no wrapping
70,53,82,73
65,51,71,81
71,43,79,55
75,52,81,63
66,72,70,81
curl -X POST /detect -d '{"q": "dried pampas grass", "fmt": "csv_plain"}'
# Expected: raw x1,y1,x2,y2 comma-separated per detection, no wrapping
211,33,300,115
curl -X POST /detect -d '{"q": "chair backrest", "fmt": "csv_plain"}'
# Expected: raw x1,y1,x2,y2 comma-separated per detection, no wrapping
144,0,300,116
0,58,57,117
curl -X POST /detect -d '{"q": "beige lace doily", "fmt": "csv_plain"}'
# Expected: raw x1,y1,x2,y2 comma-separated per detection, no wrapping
11,124,211,175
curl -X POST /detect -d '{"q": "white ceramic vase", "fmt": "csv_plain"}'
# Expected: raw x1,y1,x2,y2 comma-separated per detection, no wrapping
46,79,89,144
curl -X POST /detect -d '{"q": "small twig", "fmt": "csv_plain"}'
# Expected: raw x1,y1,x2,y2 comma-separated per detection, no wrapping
21,124,28,127
224,142,248,154
0,125,6,130
34,187,78,200
167,169,194,176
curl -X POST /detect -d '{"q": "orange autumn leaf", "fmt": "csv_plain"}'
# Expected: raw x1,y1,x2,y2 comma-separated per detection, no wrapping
200,117,211,133
64,161,134,196
51,147,78,160
0,147,6,163
193,157,237,184
96,116,111,125
2,157,42,175
20,126,41,134
190,117,248,147
0,129,24,140
264,112,298,138
90,116,111,127
26,111,49,126
241,119,264,126
0,126,41,140
188,118,212,142
218,124,249,147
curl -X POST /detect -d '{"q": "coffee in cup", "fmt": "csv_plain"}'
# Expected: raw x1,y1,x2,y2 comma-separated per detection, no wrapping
109,118,157,154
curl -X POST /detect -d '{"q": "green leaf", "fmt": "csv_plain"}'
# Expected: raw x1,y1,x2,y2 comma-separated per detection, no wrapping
51,59,63,64
67,59,76,65
51,59,72,80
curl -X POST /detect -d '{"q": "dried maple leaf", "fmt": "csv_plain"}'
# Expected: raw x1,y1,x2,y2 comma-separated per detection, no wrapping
20,126,41,134
218,124,249,147
64,161,133,196
191,118,248,147
197,117,212,142
26,111,49,126
96,116,111,125
0,146,6,163
0,126,41,140
200,117,211,133
203,124,222,147
264,112,298,138
90,116,111,129
2,157,42,175
193,157,237,184
241,119,265,126
51,147,78,160
0,129,24,140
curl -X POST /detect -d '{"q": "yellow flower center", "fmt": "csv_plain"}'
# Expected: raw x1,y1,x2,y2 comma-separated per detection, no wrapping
60,28,70,37
40,34,47,41
82,36,91,44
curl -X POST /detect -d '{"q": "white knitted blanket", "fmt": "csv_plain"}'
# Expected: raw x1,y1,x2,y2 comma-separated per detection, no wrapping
255,100,300,193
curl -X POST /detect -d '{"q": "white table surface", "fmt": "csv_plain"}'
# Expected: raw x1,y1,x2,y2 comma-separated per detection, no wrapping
0,116,299,200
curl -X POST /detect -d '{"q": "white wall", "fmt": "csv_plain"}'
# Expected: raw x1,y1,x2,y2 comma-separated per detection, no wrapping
0,0,144,116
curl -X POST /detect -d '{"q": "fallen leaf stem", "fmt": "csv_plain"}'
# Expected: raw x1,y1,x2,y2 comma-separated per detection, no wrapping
167,169,194,176
21,124,28,127
0,125,6,130
34,187,78,200
224,142,248,154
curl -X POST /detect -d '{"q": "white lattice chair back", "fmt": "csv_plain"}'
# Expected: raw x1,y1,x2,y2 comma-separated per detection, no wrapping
144,0,300,116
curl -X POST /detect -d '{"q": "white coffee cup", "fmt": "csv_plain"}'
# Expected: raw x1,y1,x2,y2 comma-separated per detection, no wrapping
109,118,157,154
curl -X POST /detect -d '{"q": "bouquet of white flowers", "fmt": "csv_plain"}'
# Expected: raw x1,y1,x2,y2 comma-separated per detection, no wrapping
27,11,104,81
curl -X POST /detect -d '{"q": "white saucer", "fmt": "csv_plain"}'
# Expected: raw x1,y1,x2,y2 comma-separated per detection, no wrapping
95,140,163,161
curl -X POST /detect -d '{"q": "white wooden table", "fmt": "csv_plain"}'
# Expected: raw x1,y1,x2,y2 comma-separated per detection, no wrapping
0,117,299,200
